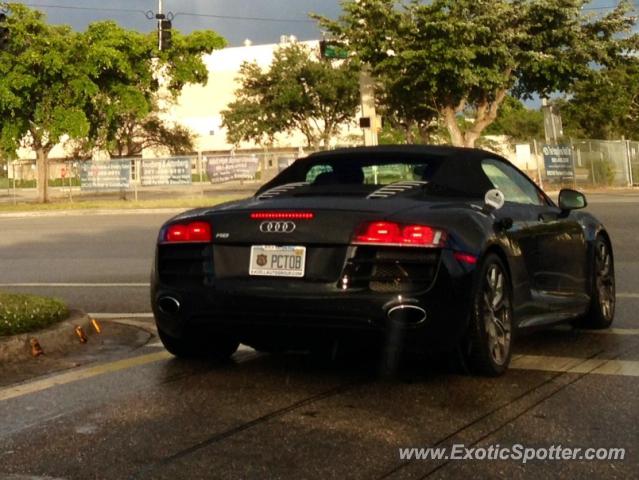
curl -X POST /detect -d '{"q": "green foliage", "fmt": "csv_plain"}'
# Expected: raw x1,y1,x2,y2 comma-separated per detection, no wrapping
0,292,68,336
485,97,544,141
317,0,639,147
560,59,639,140
221,42,360,149
0,4,225,201
78,21,223,158
0,4,92,156
588,158,616,186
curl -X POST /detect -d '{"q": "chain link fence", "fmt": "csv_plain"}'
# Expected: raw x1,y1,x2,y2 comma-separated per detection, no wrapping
1,151,306,203
2,141,637,203
511,139,636,190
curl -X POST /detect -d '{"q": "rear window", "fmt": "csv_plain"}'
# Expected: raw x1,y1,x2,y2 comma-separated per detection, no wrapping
305,162,431,185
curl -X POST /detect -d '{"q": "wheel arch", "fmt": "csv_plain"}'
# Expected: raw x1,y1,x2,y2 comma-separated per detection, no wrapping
480,243,513,285
586,227,614,298
477,242,524,317
596,228,613,257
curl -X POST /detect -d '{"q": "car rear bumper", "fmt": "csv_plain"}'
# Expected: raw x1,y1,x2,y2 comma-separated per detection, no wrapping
151,255,475,351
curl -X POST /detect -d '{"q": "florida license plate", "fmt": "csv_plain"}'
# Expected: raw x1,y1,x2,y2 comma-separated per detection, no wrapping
249,245,306,277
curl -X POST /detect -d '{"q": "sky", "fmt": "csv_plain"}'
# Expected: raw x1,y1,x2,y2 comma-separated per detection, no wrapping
8,0,636,47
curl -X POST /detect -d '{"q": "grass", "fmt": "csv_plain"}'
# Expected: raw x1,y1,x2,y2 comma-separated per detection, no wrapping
0,195,245,213
0,178,82,188
0,292,69,337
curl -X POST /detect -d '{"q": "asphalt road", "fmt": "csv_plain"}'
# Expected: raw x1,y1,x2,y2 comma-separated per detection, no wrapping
1,191,638,479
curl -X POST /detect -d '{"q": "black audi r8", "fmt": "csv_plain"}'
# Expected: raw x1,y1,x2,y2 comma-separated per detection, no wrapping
151,146,615,376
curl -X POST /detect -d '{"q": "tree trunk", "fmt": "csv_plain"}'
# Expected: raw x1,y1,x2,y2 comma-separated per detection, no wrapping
442,107,465,147
463,131,481,148
417,123,431,144
36,147,50,203
442,89,508,148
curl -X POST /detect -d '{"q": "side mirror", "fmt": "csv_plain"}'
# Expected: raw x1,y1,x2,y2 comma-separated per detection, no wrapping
483,189,505,214
558,189,587,211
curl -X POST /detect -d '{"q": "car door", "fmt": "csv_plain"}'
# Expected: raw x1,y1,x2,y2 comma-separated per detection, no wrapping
480,158,543,293
529,202,588,298
482,158,587,300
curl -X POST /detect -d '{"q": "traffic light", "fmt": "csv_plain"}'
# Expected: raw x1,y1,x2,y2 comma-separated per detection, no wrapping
159,19,172,51
0,13,9,51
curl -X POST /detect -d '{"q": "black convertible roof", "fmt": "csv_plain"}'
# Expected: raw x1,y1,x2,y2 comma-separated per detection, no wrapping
307,145,492,161
303,145,497,196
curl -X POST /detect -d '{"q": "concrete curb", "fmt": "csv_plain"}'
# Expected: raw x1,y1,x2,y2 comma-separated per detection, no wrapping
0,310,93,364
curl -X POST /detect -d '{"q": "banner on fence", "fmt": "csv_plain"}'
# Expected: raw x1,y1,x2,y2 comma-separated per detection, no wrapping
80,160,131,190
206,156,259,184
141,158,192,186
543,145,574,180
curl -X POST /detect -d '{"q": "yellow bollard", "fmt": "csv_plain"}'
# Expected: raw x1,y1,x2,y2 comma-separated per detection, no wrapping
75,326,88,344
30,338,44,357
91,318,102,334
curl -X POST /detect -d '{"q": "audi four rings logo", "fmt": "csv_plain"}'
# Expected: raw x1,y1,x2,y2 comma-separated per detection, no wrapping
260,221,296,233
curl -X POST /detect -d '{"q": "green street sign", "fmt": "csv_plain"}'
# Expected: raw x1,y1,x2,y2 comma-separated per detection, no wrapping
320,40,349,60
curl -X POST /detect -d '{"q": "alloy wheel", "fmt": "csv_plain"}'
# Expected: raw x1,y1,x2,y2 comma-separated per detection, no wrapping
595,241,615,321
482,264,512,366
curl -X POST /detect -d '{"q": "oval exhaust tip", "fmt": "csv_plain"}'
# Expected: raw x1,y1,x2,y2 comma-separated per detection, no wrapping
387,305,427,326
158,296,181,316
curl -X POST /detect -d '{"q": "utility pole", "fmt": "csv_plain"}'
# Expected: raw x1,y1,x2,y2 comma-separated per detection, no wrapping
359,70,379,147
156,0,172,51
157,0,164,51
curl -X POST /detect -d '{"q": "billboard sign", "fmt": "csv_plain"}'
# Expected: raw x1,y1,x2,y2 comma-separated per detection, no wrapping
141,158,192,186
206,156,259,184
80,160,131,190
543,145,574,180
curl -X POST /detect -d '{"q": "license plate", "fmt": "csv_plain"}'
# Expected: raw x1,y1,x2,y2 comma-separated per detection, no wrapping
249,245,306,277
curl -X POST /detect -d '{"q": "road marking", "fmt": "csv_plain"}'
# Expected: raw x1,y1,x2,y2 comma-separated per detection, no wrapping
618,293,639,299
581,327,639,335
0,351,172,403
511,354,639,377
90,313,154,319
0,283,150,288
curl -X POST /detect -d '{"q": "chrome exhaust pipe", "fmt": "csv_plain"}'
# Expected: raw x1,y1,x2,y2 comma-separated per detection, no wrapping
387,305,427,326
157,296,181,316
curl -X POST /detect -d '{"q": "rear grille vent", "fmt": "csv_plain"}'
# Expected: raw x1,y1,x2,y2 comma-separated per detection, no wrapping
340,247,440,293
258,182,309,199
367,181,428,199
158,244,213,287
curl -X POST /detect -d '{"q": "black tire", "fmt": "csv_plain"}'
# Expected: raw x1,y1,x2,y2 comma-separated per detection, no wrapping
575,235,615,329
157,328,239,360
459,253,514,377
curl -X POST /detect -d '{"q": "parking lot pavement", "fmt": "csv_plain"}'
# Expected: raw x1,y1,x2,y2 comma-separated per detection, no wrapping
0,316,637,479
0,195,638,478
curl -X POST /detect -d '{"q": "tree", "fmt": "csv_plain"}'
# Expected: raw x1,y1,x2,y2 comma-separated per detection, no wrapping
560,59,639,140
317,0,639,148
78,20,224,159
375,75,439,144
221,42,360,149
484,96,544,141
0,5,225,202
0,4,92,202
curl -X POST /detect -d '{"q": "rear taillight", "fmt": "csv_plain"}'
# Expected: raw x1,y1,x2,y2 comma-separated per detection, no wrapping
164,221,212,243
353,221,446,247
